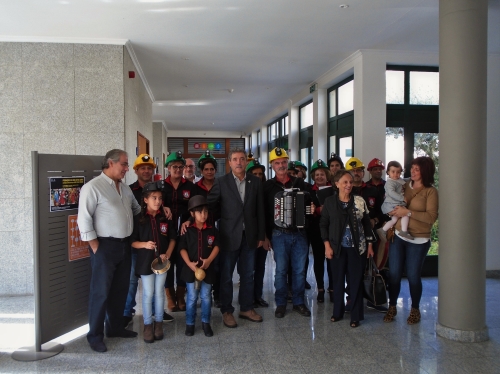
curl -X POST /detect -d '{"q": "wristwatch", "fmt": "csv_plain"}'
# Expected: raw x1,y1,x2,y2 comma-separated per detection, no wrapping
407,211,412,217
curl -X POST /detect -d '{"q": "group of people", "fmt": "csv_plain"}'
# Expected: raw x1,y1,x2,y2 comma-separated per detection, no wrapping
77,146,438,353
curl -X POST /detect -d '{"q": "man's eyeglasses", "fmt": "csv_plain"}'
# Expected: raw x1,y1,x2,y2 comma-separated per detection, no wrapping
185,165,195,169
171,165,185,170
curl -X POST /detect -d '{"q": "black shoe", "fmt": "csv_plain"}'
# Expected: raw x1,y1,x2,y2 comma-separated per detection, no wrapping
317,290,325,303
89,341,107,353
202,322,213,337
367,302,388,313
185,324,195,336
163,311,174,322
305,281,311,290
254,298,269,308
292,304,311,317
275,305,286,318
106,329,138,338
123,316,133,328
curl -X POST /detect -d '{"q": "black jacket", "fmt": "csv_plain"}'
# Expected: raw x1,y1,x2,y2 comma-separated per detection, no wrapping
319,194,374,257
207,172,265,251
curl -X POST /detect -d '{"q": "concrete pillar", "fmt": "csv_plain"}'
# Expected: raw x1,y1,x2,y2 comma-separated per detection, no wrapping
437,0,488,342
288,103,300,160
313,88,328,161
353,52,386,170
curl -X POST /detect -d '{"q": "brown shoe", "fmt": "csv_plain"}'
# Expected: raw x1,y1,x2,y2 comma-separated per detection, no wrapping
383,305,397,323
222,312,238,328
407,307,421,325
176,286,187,311
239,309,263,323
143,323,154,343
165,288,179,312
154,321,164,340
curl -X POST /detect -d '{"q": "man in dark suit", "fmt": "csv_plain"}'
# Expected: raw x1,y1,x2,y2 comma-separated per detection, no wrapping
207,148,266,328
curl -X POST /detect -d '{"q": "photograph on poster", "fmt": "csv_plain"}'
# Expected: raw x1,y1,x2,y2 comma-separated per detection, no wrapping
49,177,85,212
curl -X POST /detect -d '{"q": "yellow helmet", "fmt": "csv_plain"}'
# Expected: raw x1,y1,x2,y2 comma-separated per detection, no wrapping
133,154,156,170
345,157,365,171
269,147,289,162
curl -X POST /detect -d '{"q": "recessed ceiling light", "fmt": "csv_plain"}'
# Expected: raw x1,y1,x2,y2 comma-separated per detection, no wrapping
339,4,349,9
183,84,188,87
182,57,189,60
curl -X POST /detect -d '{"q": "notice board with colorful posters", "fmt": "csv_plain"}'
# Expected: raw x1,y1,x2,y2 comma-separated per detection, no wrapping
68,214,89,261
49,177,85,212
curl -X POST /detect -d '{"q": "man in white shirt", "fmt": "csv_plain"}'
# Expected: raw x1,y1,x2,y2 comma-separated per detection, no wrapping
78,149,141,353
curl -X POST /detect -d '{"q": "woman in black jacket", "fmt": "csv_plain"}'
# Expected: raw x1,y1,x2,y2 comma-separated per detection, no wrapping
320,170,374,327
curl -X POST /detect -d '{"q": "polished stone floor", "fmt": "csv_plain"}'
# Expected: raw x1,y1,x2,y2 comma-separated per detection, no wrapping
1,253,500,373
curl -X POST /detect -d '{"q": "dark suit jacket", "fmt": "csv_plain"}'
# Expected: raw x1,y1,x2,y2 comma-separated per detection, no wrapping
207,172,265,251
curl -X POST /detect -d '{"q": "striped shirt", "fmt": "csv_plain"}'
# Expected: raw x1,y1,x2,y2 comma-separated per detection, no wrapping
78,172,141,241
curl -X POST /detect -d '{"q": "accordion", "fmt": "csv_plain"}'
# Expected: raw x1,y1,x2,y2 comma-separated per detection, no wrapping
274,189,312,229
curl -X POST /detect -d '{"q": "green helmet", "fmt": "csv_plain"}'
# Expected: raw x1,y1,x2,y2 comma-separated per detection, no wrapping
198,150,217,169
293,160,307,171
310,159,329,175
165,151,185,167
246,159,265,173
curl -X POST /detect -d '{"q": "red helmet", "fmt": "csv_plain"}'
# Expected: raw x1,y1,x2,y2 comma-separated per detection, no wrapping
367,158,385,171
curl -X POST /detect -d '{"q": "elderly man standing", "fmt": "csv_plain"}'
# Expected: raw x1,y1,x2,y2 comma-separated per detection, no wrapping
183,158,197,183
263,148,312,318
207,148,265,328
78,149,141,353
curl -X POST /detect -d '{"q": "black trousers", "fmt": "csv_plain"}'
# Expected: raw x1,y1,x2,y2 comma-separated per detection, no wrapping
254,246,268,300
330,246,366,322
87,238,131,344
310,233,333,290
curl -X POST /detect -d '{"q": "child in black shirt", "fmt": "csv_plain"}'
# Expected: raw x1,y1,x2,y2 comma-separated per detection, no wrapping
179,195,220,337
131,182,176,343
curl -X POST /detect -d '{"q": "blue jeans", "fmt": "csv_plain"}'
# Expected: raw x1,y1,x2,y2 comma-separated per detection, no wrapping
272,229,308,306
186,281,212,325
388,235,431,309
219,232,256,314
124,251,138,317
142,272,168,324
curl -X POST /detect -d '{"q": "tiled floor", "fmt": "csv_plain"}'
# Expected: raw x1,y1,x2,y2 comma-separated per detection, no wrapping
1,253,500,373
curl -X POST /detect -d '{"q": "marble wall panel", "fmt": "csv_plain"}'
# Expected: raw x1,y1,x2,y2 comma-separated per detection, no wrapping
75,132,124,156
0,198,24,231
0,66,23,133
0,42,22,66
22,66,75,133
22,43,73,68
74,44,122,70
0,231,27,295
23,133,76,198
0,133,25,200
75,68,124,133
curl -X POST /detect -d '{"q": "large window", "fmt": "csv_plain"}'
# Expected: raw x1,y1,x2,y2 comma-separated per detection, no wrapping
298,101,314,181
327,76,354,165
386,65,439,259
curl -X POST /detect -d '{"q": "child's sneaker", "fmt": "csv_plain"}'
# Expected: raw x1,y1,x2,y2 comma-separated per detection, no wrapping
202,322,213,337
185,324,194,336
399,231,414,240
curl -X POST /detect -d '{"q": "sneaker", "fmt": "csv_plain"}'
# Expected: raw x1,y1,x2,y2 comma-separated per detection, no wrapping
163,311,174,322
292,304,311,317
399,231,414,240
367,301,388,313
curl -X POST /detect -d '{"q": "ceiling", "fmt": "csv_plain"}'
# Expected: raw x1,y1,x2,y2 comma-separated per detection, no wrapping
1,0,499,133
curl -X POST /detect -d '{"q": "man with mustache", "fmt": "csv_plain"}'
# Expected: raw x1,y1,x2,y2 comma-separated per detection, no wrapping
263,148,313,319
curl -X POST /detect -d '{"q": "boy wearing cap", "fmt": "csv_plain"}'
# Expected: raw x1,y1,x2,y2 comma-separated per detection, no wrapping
179,195,220,337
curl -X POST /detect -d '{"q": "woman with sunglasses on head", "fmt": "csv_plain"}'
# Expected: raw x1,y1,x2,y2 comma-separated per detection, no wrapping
383,156,438,325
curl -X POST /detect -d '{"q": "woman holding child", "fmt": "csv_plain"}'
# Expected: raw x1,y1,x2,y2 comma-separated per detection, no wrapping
383,156,438,325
